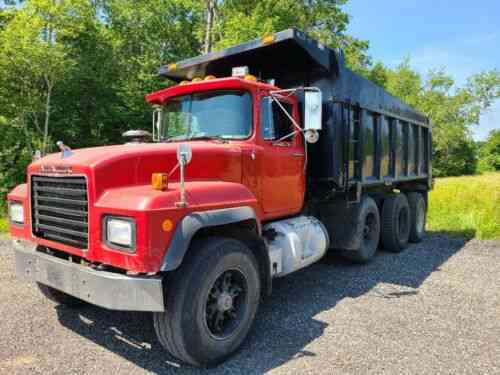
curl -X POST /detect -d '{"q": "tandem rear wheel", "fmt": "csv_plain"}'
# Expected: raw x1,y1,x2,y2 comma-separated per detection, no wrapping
339,190,427,262
381,193,411,252
153,237,261,368
340,196,381,263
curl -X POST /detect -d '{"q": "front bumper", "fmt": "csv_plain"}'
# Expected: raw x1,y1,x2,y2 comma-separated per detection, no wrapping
13,240,165,312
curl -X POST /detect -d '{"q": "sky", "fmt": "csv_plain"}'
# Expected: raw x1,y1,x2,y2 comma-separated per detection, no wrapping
343,0,500,141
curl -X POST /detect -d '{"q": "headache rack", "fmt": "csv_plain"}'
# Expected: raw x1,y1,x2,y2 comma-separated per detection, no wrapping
31,175,89,249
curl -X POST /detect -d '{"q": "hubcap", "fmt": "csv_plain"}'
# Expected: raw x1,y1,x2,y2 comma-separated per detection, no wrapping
217,292,234,312
363,213,376,245
205,269,247,340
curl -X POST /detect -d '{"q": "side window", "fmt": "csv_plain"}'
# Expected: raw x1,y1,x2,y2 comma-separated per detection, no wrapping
260,97,294,141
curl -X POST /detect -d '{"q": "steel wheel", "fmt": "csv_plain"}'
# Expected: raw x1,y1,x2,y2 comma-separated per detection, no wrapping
204,269,248,340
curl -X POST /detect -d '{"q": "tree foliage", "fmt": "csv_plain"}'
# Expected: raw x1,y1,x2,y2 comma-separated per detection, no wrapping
478,130,500,172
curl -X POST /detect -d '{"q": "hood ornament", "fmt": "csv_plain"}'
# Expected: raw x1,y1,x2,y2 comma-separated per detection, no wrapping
56,141,73,159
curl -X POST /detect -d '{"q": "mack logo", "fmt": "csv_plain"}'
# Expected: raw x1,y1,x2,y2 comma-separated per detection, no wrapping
40,165,73,174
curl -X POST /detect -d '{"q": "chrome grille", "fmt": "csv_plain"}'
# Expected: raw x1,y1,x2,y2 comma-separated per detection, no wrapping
31,175,88,249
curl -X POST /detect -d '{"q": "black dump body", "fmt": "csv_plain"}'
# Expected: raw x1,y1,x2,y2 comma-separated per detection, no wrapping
160,28,432,195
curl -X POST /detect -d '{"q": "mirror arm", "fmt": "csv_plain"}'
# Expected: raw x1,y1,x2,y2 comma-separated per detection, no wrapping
272,130,300,145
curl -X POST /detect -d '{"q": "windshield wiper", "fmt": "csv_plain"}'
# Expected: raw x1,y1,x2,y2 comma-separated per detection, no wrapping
188,135,227,142
163,135,230,143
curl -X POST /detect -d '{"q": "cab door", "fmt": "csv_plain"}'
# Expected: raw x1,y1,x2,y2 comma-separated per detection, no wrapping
259,95,305,217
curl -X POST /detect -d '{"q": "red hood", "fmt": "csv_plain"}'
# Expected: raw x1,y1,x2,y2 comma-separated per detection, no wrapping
28,141,243,199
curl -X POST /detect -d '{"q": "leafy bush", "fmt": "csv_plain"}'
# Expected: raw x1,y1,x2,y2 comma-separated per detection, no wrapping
478,130,500,172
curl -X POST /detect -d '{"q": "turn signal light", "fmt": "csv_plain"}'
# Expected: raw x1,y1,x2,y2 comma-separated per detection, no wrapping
152,173,168,191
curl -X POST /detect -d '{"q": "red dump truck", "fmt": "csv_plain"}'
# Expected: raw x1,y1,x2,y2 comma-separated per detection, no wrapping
8,29,432,366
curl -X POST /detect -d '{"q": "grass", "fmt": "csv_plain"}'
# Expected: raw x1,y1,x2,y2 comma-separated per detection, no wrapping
427,172,500,240
0,217,8,233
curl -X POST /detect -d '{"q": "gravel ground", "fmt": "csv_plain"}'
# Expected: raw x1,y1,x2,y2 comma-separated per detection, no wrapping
0,233,499,375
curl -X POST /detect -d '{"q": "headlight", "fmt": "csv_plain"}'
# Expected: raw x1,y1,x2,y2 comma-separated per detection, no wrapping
104,216,136,251
9,201,24,225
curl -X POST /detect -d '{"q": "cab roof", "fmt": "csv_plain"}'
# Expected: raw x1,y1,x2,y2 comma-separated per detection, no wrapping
145,77,279,105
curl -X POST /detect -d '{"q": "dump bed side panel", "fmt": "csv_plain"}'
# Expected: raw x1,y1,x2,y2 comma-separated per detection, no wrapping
304,53,431,193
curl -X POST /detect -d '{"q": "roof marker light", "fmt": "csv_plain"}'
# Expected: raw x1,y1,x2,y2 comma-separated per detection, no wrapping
204,75,216,80
232,66,249,77
244,74,257,82
192,77,202,82
168,63,177,71
179,80,189,85
262,35,275,45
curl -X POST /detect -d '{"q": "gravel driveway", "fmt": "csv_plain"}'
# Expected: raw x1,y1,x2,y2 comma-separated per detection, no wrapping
0,233,499,375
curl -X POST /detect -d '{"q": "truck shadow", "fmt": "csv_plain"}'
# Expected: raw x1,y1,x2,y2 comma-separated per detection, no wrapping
55,232,470,374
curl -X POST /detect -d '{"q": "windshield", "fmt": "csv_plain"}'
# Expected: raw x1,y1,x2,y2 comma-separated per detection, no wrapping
160,90,252,141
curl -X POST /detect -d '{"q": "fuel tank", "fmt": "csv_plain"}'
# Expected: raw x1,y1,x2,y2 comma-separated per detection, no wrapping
264,216,329,277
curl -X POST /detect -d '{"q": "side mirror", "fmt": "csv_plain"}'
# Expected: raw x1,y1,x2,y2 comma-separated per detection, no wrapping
304,91,322,131
177,143,192,165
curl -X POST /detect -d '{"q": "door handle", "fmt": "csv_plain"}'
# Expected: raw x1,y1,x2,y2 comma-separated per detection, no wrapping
292,153,305,157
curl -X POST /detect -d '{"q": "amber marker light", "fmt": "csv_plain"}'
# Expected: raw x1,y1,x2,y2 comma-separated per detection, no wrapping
162,219,173,232
244,74,257,82
152,173,168,191
168,63,177,71
179,80,189,85
262,35,275,45
204,75,216,80
192,77,202,82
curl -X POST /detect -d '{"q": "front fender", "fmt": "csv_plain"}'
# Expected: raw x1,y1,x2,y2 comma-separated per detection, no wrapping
161,206,259,271
96,181,261,273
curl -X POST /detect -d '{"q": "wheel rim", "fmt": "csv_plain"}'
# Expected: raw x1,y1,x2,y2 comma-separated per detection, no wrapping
363,212,378,247
204,269,248,340
416,200,425,234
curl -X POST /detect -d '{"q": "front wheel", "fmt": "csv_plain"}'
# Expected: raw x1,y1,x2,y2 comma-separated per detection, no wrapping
153,237,261,367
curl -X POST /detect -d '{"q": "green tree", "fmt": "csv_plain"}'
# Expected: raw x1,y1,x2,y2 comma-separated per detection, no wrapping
203,0,370,72
478,130,500,172
0,0,95,154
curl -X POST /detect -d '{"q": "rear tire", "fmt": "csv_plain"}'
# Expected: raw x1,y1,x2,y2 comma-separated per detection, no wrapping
408,192,426,243
37,283,85,307
381,194,410,253
153,237,261,367
341,196,381,263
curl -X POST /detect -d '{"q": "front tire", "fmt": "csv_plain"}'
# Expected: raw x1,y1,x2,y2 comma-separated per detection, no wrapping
153,237,261,367
37,283,85,307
